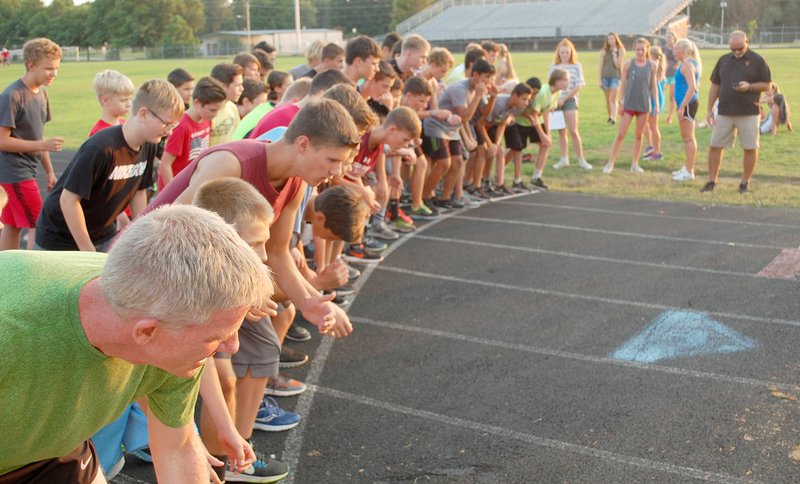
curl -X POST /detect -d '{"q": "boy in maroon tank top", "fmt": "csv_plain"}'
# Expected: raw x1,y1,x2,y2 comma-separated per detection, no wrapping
148,99,360,339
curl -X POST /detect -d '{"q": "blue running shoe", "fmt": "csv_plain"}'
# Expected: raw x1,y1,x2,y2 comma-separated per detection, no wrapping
253,397,301,432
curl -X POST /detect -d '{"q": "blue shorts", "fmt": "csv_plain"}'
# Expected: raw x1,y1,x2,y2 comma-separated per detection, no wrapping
601,77,620,90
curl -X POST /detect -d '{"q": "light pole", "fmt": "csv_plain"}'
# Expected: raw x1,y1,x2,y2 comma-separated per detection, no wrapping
720,1,727,45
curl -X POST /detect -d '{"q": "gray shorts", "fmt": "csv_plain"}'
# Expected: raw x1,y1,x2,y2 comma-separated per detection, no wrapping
557,97,578,111
216,316,281,378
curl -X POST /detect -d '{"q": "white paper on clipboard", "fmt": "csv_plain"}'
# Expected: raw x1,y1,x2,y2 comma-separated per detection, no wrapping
549,110,566,131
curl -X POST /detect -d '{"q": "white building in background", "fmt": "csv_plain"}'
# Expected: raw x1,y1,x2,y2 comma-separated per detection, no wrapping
202,29,343,56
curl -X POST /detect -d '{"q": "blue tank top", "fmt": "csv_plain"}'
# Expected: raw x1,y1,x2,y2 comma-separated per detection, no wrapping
674,59,699,105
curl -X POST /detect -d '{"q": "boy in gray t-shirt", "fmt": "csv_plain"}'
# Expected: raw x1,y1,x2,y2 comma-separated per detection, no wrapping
421,59,494,210
0,38,63,250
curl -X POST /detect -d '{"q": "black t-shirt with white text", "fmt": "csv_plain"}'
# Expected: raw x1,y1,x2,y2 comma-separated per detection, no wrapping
36,125,157,250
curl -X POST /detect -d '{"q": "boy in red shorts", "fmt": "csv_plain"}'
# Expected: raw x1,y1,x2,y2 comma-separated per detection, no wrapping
0,38,63,250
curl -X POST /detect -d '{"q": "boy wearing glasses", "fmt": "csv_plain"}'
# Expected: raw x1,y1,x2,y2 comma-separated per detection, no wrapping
35,80,183,252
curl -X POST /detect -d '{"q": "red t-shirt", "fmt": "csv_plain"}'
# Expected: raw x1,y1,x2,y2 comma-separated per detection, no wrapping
248,103,301,140
345,131,383,181
158,113,211,190
89,118,124,137
147,139,303,224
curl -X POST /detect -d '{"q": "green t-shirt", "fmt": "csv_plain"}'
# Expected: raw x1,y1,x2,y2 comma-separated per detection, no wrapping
0,250,203,475
233,102,274,140
515,84,561,127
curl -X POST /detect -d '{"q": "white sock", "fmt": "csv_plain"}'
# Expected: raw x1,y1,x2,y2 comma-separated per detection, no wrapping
533,169,543,179
514,177,522,184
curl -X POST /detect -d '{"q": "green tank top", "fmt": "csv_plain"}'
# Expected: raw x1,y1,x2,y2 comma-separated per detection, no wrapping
602,50,621,78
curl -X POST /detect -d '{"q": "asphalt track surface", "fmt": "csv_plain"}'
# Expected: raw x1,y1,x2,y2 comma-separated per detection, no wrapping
104,187,800,484
40,154,800,483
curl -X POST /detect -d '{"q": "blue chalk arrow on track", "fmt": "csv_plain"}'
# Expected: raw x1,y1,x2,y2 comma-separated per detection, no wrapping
609,310,757,363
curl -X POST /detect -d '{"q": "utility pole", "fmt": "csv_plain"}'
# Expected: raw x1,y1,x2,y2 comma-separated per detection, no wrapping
294,0,302,55
245,0,252,48
720,1,727,45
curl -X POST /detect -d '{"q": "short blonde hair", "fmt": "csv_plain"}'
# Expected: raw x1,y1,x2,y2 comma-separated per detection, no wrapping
101,205,272,328
280,78,312,105
192,178,274,232
428,47,455,69
23,37,61,68
93,70,135,100
306,39,325,64
384,106,421,137
401,34,430,55
133,79,185,119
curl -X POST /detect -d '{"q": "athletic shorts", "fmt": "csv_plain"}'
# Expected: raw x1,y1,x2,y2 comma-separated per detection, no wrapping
622,110,648,118
665,75,676,85
505,123,544,151
473,123,487,145
486,125,499,144
0,179,42,229
230,315,281,379
0,440,101,484
557,97,578,111
601,77,620,90
709,114,760,150
679,100,699,122
421,135,462,161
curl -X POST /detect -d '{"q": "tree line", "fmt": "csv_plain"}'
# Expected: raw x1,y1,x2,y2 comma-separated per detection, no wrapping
0,0,436,49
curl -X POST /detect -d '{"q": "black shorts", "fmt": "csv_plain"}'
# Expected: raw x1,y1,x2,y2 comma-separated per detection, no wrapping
504,123,545,151
421,135,463,161
680,100,699,121
0,440,100,484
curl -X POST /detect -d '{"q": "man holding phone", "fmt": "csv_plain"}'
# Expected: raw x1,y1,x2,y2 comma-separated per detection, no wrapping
700,30,771,194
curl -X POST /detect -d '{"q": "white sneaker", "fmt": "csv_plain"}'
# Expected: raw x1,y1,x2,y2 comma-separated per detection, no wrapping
553,158,569,170
672,167,695,181
602,163,613,174
630,164,645,174
672,167,685,176
578,159,593,170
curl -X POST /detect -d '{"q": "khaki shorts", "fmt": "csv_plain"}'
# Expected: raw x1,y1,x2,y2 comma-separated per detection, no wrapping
709,114,760,150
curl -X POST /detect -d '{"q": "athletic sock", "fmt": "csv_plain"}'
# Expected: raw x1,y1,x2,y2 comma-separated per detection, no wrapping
388,199,399,220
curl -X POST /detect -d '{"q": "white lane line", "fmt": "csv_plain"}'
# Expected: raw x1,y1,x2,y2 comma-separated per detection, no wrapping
414,234,773,280
279,194,533,481
496,199,800,230
376,266,800,329
450,215,787,250
350,316,796,393
312,385,757,484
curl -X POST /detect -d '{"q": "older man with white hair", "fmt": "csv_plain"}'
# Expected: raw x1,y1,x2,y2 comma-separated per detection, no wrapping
0,205,272,483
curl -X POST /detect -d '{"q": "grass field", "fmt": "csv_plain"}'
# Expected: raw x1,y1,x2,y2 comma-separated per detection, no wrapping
1,48,798,208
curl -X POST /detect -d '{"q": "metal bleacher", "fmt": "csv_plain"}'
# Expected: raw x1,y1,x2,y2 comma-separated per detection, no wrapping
397,0,694,42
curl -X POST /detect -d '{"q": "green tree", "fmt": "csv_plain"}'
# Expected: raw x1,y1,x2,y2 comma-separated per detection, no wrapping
0,0,43,47
205,0,233,33
391,0,434,29
88,0,205,48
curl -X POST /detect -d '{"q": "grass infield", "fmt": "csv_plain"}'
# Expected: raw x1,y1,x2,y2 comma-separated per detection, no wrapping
0,49,797,208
